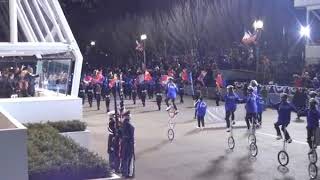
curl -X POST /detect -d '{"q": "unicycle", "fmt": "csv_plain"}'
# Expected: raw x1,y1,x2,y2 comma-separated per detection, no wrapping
309,132,318,164
228,120,235,150
309,163,318,179
248,118,257,144
248,118,258,157
277,128,289,166
167,117,175,141
308,130,319,179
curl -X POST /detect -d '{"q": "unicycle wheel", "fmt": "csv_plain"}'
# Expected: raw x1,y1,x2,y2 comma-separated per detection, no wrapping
248,134,256,144
309,150,318,164
249,142,258,157
228,136,235,150
278,150,289,166
309,163,318,179
168,128,175,141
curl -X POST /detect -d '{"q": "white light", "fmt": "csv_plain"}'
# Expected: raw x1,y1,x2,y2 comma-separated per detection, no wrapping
90,41,96,46
141,34,147,40
253,20,264,30
300,25,310,38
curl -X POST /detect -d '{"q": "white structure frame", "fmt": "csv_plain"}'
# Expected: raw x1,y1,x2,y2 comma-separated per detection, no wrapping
295,0,320,64
1,0,83,97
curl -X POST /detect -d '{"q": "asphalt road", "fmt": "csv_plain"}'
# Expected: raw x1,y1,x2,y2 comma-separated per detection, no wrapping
83,96,316,180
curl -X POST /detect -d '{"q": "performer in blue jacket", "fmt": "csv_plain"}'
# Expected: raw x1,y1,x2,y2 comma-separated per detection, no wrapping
256,95,265,127
270,93,296,143
196,97,207,129
224,85,240,132
306,98,320,151
245,86,258,130
165,77,179,112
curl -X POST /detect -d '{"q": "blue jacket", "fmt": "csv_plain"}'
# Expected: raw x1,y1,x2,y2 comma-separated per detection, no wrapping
224,93,240,112
245,94,258,113
272,101,296,125
166,82,178,99
307,108,320,129
196,101,207,117
256,96,265,113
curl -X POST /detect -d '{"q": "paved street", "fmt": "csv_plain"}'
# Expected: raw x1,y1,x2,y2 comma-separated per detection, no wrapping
83,96,315,180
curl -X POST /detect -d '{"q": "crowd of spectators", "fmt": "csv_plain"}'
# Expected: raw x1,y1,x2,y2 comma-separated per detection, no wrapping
0,65,71,98
0,65,38,98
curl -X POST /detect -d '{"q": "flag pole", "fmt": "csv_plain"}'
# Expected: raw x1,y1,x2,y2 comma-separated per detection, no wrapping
189,72,195,96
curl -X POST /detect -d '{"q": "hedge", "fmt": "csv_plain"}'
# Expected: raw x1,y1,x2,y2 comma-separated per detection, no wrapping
26,120,87,133
27,124,110,180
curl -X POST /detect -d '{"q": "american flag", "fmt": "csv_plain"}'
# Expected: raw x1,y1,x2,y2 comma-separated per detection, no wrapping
241,31,257,46
135,40,144,52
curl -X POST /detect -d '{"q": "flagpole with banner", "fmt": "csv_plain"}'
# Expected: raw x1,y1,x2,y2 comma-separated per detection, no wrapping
189,71,195,96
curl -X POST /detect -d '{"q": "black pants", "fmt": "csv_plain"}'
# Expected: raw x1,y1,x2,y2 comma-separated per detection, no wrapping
307,128,316,149
257,112,262,124
105,97,110,112
179,91,184,103
148,86,154,99
132,92,137,104
197,116,205,127
245,113,257,129
96,94,101,110
274,122,291,140
215,95,220,106
87,93,93,107
225,110,235,128
79,94,85,105
156,95,162,110
165,97,177,110
141,92,146,106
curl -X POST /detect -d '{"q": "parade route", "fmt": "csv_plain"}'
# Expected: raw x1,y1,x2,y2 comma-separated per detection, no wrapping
84,96,314,180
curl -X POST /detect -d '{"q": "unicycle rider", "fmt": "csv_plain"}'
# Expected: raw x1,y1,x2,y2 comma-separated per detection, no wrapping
305,98,320,153
196,97,207,129
224,85,241,132
270,93,296,143
165,77,178,113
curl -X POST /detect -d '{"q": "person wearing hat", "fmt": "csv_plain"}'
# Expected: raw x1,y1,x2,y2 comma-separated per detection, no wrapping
305,98,320,152
154,79,163,111
86,82,94,107
79,81,86,105
165,77,179,112
195,96,207,129
140,82,147,107
95,83,102,110
107,111,119,172
120,110,135,178
292,88,308,121
270,93,296,143
244,86,258,130
309,91,320,107
224,85,241,132
249,80,259,95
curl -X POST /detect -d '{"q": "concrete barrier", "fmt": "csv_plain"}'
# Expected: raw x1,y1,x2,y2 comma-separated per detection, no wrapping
0,108,28,180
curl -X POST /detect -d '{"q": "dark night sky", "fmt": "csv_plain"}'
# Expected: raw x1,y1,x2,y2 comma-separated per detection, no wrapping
60,0,309,66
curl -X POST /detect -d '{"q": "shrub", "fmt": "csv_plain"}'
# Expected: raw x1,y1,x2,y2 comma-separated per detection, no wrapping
27,124,110,180
26,120,87,133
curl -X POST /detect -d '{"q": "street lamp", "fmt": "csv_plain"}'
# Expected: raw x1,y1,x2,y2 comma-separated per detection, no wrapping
253,20,264,73
300,25,310,38
300,25,311,64
90,41,96,46
140,34,147,69
253,20,264,30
